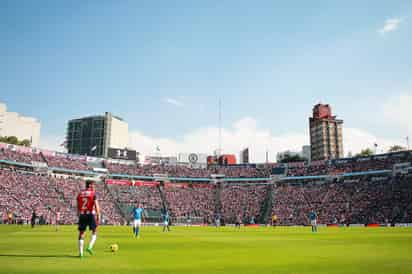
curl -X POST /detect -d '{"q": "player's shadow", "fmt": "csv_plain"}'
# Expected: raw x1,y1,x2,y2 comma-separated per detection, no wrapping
0,254,78,259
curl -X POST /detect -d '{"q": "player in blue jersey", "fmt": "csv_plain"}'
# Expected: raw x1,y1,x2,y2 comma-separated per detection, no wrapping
162,210,171,232
309,210,318,232
214,213,221,228
132,203,144,238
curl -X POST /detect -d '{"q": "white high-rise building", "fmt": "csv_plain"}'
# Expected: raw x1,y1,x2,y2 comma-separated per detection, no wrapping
0,102,41,147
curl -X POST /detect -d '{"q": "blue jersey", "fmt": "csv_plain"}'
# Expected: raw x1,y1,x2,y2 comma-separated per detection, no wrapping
133,207,144,220
162,213,169,222
309,212,317,221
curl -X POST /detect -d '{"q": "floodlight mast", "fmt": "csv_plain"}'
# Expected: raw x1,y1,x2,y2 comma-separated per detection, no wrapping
218,98,222,157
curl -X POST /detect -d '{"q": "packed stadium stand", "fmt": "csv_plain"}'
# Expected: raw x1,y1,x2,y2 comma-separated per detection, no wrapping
164,184,215,222
107,183,163,222
286,152,412,177
221,184,268,223
43,154,90,171
0,170,70,224
272,174,412,225
1,142,411,226
0,148,44,164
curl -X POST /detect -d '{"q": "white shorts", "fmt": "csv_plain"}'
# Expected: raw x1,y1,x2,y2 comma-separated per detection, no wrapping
134,219,142,227
311,220,317,226
164,221,168,226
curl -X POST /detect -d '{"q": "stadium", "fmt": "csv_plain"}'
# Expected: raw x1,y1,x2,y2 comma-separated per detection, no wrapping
1,141,412,274
1,1,412,274
1,146,412,226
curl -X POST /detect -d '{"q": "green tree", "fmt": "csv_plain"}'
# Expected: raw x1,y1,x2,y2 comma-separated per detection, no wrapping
388,145,405,153
0,136,31,147
19,139,31,147
279,154,306,163
356,148,374,157
5,136,19,145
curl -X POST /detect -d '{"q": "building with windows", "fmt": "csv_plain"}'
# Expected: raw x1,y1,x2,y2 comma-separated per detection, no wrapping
309,104,343,161
0,102,41,147
66,112,128,158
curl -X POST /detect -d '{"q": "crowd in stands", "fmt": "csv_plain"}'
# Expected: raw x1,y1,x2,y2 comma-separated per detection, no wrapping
105,162,271,178
2,144,412,180
272,174,412,225
164,185,215,221
221,184,268,223
47,176,123,225
1,165,411,226
209,166,270,178
0,146,91,171
1,145,411,226
0,169,124,225
0,169,67,224
43,154,90,171
48,176,83,223
287,152,412,177
2,145,272,178
105,162,212,177
94,183,124,225
107,184,162,222
0,148,43,164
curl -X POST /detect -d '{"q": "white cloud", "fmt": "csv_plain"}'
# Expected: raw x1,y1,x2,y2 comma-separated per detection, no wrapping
40,135,64,152
163,97,184,107
129,117,306,163
129,117,400,162
344,128,399,155
378,18,402,35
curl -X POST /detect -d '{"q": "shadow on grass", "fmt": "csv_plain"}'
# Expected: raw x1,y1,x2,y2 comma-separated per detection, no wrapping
0,254,78,259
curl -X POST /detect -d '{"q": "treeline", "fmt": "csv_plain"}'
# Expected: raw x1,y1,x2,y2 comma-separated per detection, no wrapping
279,145,408,163
0,136,31,147
356,145,407,157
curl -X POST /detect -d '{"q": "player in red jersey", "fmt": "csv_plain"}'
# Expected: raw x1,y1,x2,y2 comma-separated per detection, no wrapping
77,180,100,258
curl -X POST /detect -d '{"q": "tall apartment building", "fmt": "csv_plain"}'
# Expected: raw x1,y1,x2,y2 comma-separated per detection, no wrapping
66,112,128,158
309,104,343,161
0,102,41,147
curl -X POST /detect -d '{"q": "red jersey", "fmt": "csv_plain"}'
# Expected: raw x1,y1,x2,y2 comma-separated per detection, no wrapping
77,190,96,214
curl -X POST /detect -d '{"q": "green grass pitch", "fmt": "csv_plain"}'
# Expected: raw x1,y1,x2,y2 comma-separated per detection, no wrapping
0,225,411,274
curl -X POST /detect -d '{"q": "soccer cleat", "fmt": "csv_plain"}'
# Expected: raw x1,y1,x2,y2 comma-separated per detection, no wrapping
79,253,84,259
86,247,94,255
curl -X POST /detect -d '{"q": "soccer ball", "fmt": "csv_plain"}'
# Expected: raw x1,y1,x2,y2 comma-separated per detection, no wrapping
110,244,119,253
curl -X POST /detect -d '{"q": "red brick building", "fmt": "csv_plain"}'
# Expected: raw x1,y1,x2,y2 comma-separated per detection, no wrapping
309,104,344,160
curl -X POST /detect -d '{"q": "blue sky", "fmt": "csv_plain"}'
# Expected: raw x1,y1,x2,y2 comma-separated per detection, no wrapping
1,1,411,161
